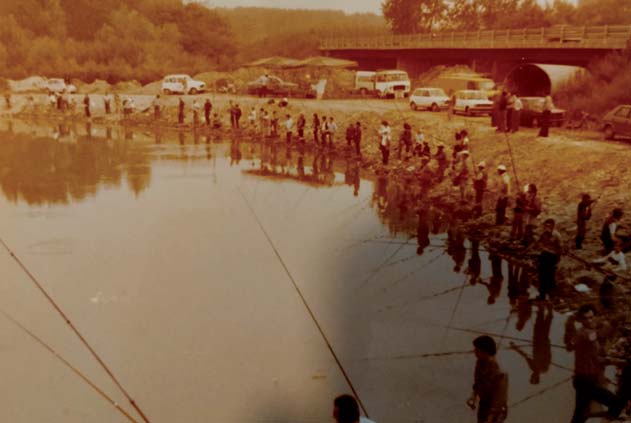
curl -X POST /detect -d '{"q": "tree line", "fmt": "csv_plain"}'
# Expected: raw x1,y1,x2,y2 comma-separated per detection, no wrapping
382,0,631,34
0,1,387,84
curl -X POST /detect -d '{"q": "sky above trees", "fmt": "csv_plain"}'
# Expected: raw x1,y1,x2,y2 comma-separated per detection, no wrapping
205,0,578,15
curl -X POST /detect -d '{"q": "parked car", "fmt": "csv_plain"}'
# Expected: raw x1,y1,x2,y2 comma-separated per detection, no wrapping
246,75,314,98
161,74,206,95
453,90,493,116
519,97,566,128
46,78,76,94
602,104,631,140
409,87,450,111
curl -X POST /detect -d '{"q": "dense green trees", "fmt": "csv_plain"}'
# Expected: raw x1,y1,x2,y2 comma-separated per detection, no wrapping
0,0,236,82
383,0,631,33
0,3,388,82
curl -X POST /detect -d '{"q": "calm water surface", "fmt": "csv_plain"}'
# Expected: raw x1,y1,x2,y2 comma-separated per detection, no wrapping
0,119,576,422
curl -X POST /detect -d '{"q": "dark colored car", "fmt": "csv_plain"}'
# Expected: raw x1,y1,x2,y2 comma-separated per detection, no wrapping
602,105,631,140
246,75,315,98
520,97,565,128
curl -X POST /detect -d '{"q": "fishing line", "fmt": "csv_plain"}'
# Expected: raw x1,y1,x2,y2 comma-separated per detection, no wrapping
238,187,370,418
381,249,448,292
1,310,141,423
441,274,470,348
356,235,416,291
509,376,572,408
358,344,528,362
0,236,151,423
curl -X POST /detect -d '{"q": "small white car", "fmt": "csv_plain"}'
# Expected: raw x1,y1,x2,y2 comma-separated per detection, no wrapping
409,87,450,111
453,90,493,116
46,78,76,94
161,74,206,95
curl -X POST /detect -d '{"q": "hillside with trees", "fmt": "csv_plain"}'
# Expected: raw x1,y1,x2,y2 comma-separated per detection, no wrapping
382,0,631,33
214,7,387,62
0,2,386,83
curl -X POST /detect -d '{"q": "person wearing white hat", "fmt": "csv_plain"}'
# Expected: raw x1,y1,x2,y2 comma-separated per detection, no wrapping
473,161,488,216
496,164,511,224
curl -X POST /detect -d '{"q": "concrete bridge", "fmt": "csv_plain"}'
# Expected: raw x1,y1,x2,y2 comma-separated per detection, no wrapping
320,25,631,79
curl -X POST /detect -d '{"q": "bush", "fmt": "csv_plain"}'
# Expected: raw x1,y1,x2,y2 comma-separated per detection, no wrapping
555,53,631,117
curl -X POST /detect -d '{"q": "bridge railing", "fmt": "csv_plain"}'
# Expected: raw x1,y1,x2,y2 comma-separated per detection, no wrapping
320,25,631,50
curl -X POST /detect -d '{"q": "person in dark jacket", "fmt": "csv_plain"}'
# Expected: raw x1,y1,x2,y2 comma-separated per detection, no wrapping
496,91,508,133
353,122,362,155
204,99,212,126
467,336,508,423
345,123,355,147
178,97,185,124
313,113,320,145
575,193,594,249
83,94,91,118
601,208,623,254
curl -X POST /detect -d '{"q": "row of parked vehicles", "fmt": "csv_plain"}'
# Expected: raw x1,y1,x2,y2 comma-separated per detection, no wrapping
408,86,565,128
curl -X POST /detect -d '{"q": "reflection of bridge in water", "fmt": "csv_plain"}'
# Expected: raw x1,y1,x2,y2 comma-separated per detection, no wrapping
320,25,631,78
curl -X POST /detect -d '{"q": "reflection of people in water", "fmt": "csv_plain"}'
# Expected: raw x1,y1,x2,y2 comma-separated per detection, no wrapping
510,303,552,384
416,206,430,255
297,152,305,179
466,239,482,284
230,139,242,166
480,253,503,304
375,175,388,213
447,220,466,272
351,160,360,197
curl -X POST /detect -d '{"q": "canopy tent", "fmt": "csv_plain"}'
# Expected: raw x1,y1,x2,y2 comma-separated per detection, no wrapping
244,56,300,68
290,56,358,69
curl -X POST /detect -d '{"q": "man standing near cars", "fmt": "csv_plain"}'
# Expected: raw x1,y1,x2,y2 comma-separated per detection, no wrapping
284,114,294,144
204,99,212,126
497,91,508,133
353,122,362,156
104,93,112,115
235,104,242,129
259,74,269,98
297,113,306,142
152,94,161,120
83,94,91,118
178,97,185,124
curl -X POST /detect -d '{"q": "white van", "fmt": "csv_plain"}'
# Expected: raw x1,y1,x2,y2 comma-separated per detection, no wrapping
354,71,376,95
161,74,206,95
375,70,411,99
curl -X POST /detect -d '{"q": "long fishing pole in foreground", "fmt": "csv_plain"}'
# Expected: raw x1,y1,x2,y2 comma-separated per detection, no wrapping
0,236,152,423
1,310,141,423
238,187,370,419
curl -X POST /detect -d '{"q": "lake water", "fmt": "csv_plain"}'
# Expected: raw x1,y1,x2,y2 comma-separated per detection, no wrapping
0,119,577,422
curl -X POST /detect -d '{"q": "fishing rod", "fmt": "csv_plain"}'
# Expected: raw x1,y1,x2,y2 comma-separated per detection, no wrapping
1,310,141,423
358,343,530,362
238,187,370,418
0,236,151,423
382,249,448,292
